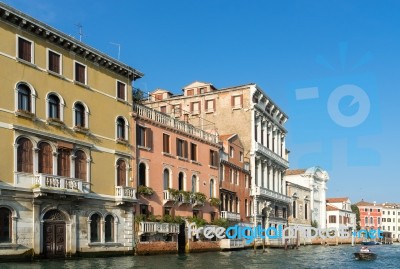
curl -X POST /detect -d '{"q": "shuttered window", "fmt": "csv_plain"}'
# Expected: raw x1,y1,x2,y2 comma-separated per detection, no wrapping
117,159,126,186
231,95,243,108
17,138,33,173
117,117,126,140
163,133,170,153
38,142,53,174
18,37,32,62
48,50,61,74
205,99,215,112
57,148,70,177
74,150,87,180
117,81,126,100
17,84,31,112
176,138,188,158
75,62,86,84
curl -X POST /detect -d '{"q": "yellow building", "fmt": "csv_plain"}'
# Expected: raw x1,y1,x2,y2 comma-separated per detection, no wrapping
0,3,143,258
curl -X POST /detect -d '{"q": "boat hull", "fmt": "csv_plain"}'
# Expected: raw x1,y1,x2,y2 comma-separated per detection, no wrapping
354,252,377,260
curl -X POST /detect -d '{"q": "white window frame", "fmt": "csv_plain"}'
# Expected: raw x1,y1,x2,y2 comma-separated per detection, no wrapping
72,101,90,128
45,92,65,121
16,35,34,64
115,116,129,141
14,81,37,114
73,60,87,85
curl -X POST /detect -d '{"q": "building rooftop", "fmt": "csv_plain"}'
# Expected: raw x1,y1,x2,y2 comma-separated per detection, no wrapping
326,197,349,203
326,205,340,211
285,169,306,176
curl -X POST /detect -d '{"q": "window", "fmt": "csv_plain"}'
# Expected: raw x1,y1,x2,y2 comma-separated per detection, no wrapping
160,106,167,114
191,175,197,192
283,208,287,219
138,163,147,186
74,103,86,127
17,36,33,63
236,171,239,185
57,148,70,177
163,134,170,153
155,93,163,100
240,152,243,162
116,81,126,100
230,169,234,183
117,159,127,186
378,209,381,212
365,217,368,224
0,208,11,243
205,99,215,112
305,203,308,220
292,201,297,218
173,104,181,117
17,138,33,173
163,169,170,190
74,61,86,84
191,102,200,114
187,89,194,96
245,175,249,188
275,206,279,217
209,150,218,167
48,94,60,119
90,214,101,243
117,117,126,140
38,142,53,174
136,125,152,148
229,146,234,158
48,50,61,74
199,87,206,94
231,95,243,108
105,215,114,242
210,179,215,198
329,216,337,223
245,199,248,216
74,150,87,180
370,208,372,212
178,172,184,191
190,143,197,161
17,83,31,112
176,138,188,159
164,207,172,216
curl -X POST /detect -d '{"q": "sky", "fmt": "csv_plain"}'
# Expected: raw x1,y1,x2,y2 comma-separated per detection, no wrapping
2,0,400,203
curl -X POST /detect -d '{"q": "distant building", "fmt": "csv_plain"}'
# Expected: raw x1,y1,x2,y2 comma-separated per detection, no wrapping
286,181,312,228
380,202,400,241
284,167,329,229
355,200,382,230
326,197,356,232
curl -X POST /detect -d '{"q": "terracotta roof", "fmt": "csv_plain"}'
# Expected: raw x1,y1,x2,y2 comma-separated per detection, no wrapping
285,169,306,176
355,200,376,207
219,134,235,141
326,205,340,211
326,197,349,203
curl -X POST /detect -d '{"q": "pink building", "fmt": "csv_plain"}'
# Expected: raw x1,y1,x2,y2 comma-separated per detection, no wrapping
355,200,382,230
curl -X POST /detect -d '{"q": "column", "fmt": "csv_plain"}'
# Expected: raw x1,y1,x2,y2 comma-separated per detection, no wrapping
277,131,281,156
33,147,39,174
257,118,262,143
53,152,58,175
263,161,268,189
268,164,273,191
271,166,275,192
33,201,41,255
257,161,262,188
268,125,273,150
281,134,286,158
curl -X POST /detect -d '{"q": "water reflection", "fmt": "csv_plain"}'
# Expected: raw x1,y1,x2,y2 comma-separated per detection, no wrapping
2,245,400,269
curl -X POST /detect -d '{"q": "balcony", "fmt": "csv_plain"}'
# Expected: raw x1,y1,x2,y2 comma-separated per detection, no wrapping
220,211,241,222
33,174,90,197
220,238,245,249
163,190,174,204
251,186,292,204
255,142,289,168
138,221,180,235
133,104,218,144
220,152,229,162
115,186,137,204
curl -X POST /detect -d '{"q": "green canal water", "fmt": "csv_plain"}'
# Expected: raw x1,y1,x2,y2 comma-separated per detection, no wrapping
1,244,400,269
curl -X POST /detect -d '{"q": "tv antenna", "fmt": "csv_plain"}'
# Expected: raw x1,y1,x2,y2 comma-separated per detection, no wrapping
75,23,84,41
110,42,121,60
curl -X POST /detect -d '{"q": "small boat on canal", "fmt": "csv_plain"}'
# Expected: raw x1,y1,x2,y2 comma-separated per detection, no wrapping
354,247,377,260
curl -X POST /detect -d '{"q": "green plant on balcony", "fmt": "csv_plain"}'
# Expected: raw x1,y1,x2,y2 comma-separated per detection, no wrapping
187,216,207,227
191,192,207,205
137,185,154,196
167,188,180,201
179,190,191,203
211,218,228,228
209,197,221,207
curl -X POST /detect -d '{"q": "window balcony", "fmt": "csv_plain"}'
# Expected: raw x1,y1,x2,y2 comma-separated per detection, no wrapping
163,190,174,204
115,186,137,204
251,186,292,204
138,221,180,235
220,238,245,249
32,173,90,197
255,142,289,168
220,211,241,222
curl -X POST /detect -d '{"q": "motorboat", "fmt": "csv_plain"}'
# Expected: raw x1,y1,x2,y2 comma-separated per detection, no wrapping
361,241,380,245
354,248,377,260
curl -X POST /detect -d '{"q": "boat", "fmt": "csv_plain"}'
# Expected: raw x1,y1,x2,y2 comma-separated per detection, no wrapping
354,252,377,260
361,241,380,245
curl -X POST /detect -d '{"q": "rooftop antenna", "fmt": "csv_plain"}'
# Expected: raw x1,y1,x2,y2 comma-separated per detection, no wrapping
75,23,84,41
110,42,121,60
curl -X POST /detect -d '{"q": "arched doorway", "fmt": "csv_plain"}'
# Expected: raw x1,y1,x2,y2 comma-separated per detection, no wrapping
43,209,66,257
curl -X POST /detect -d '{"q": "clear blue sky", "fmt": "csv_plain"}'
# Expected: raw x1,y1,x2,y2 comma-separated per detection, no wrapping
3,0,400,203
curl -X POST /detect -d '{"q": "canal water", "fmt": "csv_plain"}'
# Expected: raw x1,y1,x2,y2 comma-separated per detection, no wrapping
2,244,400,269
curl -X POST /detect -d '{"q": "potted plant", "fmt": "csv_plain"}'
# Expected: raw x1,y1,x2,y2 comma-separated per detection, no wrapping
137,185,154,196
209,197,222,207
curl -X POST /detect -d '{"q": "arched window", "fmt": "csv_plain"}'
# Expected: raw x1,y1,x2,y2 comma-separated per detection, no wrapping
305,203,308,220
0,207,11,243
138,163,146,186
117,159,127,186
116,117,125,140
48,94,60,119
38,142,52,174
365,216,368,224
17,137,33,173
75,150,87,180
370,217,373,225
105,215,114,242
209,179,215,198
178,172,184,191
17,83,31,112
292,201,297,218
191,175,197,193
90,213,101,243
57,148,70,177
163,169,170,190
74,103,85,127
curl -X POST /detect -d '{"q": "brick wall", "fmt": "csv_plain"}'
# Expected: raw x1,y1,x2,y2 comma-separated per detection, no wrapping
188,241,220,253
136,242,177,255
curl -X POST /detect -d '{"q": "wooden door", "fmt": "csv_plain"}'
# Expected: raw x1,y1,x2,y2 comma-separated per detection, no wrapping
44,222,66,257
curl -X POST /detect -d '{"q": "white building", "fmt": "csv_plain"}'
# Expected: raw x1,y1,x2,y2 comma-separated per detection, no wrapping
326,197,356,232
381,203,400,241
284,167,329,229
